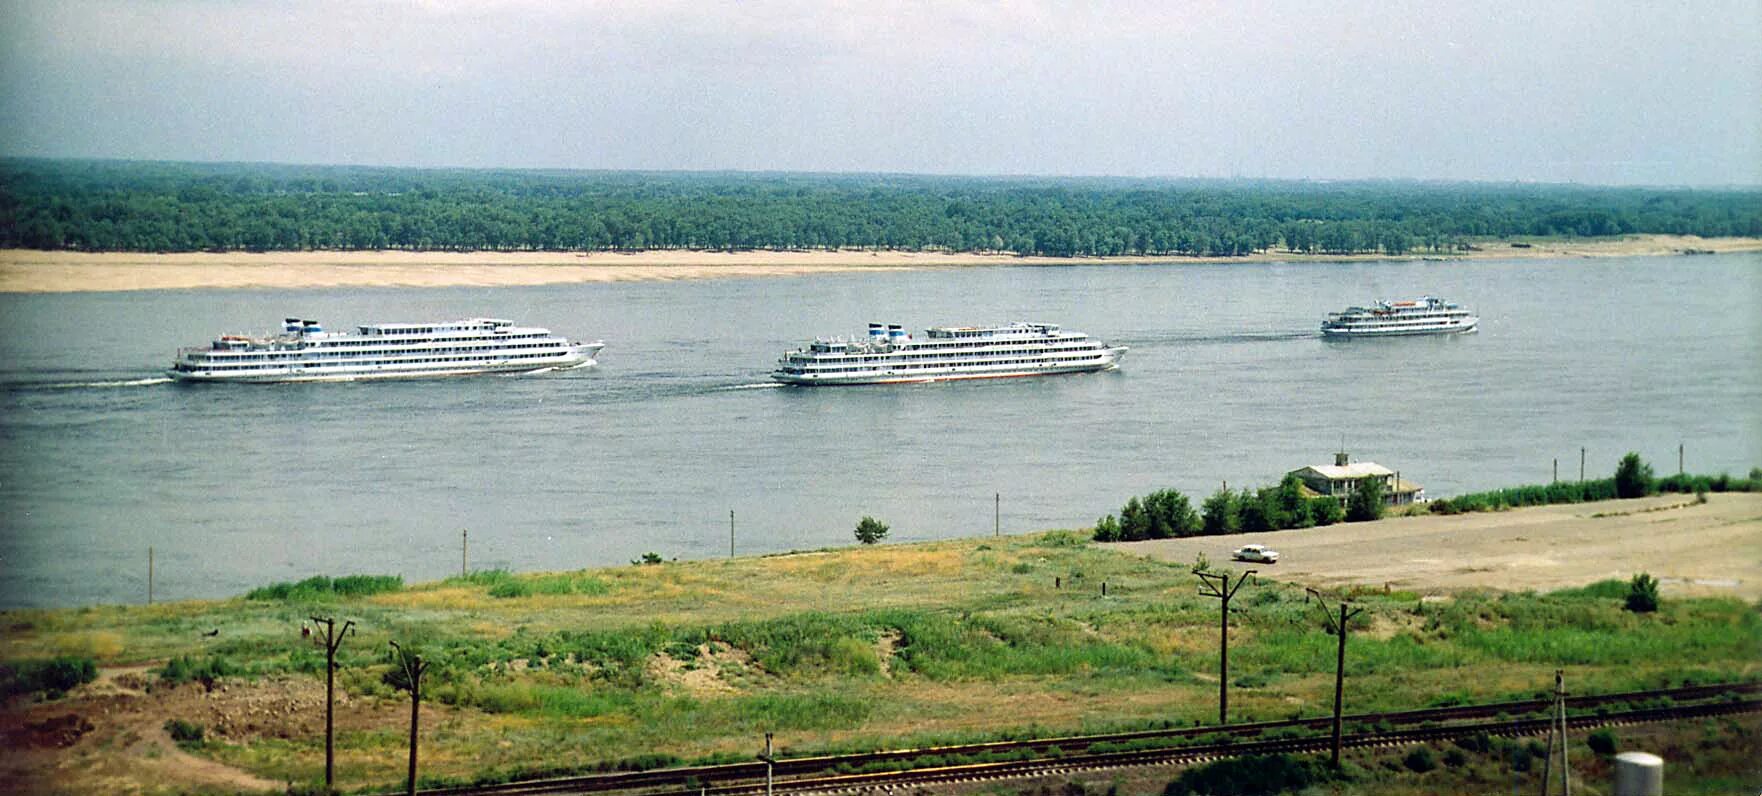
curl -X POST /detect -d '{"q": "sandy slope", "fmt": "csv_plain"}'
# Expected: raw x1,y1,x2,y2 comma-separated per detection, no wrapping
1114,492,1762,599
2,235,1756,293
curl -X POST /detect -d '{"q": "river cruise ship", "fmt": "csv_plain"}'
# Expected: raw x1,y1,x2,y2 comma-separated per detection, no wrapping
169,318,603,383
1321,297,1478,338
772,322,1126,385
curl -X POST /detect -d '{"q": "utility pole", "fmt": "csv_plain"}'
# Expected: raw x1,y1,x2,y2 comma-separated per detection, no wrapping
1580,447,1586,482
461,529,468,578
1196,568,1256,724
1679,442,1684,476
759,732,775,796
730,510,735,559
309,615,354,791
1553,458,1558,483
1309,589,1365,769
1538,669,1572,796
389,641,430,796
994,493,1000,537
147,547,154,606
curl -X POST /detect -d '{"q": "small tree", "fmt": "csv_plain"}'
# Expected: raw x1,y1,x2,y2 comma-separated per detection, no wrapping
854,516,890,545
1624,572,1660,613
1614,452,1655,498
1092,514,1121,542
1346,477,1385,522
1310,497,1345,526
1201,488,1239,535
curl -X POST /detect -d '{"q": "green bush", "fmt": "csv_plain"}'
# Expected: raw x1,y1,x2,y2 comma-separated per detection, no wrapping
164,717,205,747
1347,477,1385,522
854,516,890,545
246,574,402,601
0,656,98,699
1624,573,1660,613
1402,746,1438,772
1163,753,1335,796
1310,496,1344,525
1587,728,1618,756
1614,453,1656,499
157,654,235,689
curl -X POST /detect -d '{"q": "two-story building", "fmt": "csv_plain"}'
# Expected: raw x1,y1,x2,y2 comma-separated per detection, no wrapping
1288,452,1424,507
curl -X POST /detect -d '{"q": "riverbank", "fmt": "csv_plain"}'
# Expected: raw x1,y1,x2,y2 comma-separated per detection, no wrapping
2,495,1758,793
2,234,1757,293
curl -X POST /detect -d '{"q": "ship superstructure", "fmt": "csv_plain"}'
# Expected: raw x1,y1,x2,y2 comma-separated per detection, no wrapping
1322,297,1478,337
772,322,1125,385
169,318,603,382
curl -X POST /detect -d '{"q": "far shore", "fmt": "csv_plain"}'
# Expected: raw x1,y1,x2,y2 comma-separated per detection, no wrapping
2,234,1757,293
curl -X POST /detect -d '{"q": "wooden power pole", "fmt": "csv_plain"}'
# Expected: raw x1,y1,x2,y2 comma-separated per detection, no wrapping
1197,568,1256,724
1309,589,1365,768
309,615,354,791
389,641,430,796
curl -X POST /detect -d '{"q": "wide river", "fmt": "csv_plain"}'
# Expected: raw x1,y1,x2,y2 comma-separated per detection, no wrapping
1,253,1757,608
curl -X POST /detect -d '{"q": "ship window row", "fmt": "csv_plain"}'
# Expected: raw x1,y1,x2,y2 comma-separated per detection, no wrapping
196,343,564,361
791,354,1103,373
181,351,565,371
332,333,550,344
805,346,1100,362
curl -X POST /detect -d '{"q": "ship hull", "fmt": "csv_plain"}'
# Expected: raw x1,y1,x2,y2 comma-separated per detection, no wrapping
773,349,1124,386
1321,320,1478,338
169,344,601,383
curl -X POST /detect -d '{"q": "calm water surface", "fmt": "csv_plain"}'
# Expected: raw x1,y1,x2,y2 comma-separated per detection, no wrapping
1,254,1757,607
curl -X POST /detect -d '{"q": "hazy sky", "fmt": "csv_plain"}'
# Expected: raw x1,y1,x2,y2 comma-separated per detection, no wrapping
2,0,1758,185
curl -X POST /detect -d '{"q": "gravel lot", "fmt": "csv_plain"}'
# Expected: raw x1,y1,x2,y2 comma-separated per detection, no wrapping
1114,492,1762,599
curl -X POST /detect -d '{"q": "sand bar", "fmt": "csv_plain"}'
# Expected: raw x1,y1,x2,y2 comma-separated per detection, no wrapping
1,234,1757,293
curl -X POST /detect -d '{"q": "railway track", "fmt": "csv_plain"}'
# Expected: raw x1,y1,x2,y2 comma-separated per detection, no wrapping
416,682,1759,796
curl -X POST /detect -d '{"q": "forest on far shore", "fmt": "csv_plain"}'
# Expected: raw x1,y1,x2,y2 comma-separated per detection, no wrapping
3,158,1759,256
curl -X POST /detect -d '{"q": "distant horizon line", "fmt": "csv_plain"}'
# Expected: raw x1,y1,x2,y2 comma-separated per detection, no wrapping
5,154,1760,192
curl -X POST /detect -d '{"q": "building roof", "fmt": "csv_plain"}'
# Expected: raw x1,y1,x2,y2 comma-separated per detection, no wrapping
1297,462,1395,480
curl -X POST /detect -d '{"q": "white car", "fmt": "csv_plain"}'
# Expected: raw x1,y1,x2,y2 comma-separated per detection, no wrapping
1231,544,1279,564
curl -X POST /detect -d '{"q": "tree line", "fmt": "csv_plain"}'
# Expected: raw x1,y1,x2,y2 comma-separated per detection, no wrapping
1092,473,1383,542
3,158,1759,255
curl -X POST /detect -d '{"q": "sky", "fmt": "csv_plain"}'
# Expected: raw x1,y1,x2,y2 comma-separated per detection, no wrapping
1,0,1759,186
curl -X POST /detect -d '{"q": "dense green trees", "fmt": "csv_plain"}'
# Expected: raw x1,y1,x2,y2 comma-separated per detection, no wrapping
3,159,1758,255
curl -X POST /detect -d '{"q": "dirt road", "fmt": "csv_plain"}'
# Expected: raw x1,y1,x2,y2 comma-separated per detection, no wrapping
1114,492,1762,599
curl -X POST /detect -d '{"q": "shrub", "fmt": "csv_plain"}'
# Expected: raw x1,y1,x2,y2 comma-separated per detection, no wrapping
1310,496,1344,525
1092,514,1121,542
246,574,402,601
164,718,205,747
1586,728,1618,756
1443,748,1468,768
854,516,890,545
1624,572,1660,613
1201,488,1239,535
1347,477,1385,522
0,656,98,699
1402,746,1438,773
1163,753,1333,796
631,552,664,565
489,580,531,598
157,654,235,689
1614,453,1655,499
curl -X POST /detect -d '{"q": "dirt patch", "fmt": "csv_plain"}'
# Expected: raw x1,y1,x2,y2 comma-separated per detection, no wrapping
0,666,449,794
646,642,756,695
1115,493,1762,598
873,630,902,677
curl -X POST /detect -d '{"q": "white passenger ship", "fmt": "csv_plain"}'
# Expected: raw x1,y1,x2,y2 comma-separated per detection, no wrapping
169,318,603,383
1321,297,1478,338
772,322,1126,385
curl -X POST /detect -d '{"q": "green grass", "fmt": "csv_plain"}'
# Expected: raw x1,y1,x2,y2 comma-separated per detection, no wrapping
3,528,1758,793
245,574,403,601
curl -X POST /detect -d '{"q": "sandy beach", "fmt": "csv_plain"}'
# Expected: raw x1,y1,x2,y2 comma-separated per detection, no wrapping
1,234,1757,293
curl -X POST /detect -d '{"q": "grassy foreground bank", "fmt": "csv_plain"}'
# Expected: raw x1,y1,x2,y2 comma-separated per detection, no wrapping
3,526,1760,793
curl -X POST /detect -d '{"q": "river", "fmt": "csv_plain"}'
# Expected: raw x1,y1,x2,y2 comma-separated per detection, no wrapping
1,253,1756,608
